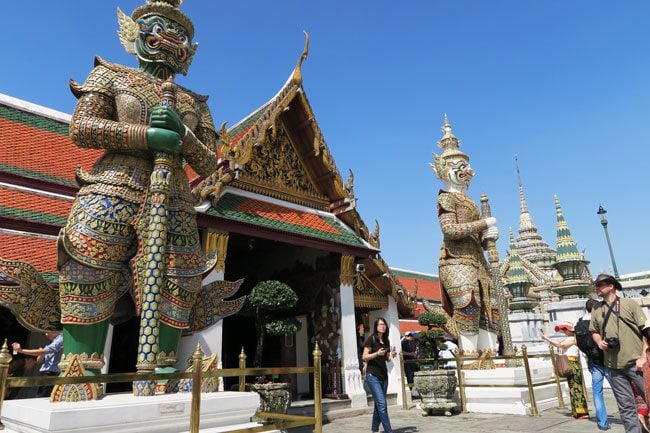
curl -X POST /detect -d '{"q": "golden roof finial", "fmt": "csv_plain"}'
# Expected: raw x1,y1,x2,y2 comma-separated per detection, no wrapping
292,31,310,86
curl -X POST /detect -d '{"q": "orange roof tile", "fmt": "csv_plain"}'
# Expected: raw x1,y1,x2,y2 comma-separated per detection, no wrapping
395,275,441,300
0,232,58,273
0,117,101,184
0,187,72,219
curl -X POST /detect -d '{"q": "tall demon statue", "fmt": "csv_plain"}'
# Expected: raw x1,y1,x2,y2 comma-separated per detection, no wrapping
430,115,500,354
0,0,245,400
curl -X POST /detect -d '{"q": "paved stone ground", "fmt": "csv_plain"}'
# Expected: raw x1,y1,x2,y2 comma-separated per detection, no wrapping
291,389,626,433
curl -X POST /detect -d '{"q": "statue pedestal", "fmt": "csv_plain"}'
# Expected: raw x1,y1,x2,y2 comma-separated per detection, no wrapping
1,391,261,433
461,365,567,415
508,311,544,347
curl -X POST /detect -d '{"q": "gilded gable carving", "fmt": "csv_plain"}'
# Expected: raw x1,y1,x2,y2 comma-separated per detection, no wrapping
353,274,388,309
236,124,327,206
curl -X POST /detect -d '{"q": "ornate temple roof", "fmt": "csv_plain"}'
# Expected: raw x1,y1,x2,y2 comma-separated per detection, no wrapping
0,95,102,194
203,191,372,253
0,232,58,283
392,268,441,332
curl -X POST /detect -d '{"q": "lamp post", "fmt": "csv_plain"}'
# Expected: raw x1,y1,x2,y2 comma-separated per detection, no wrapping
597,205,619,278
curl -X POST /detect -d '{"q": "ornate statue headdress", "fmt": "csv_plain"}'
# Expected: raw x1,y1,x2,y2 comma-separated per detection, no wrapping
430,114,469,180
117,0,197,74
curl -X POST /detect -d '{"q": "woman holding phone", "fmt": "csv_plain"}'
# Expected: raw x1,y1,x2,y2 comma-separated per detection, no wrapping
362,317,396,433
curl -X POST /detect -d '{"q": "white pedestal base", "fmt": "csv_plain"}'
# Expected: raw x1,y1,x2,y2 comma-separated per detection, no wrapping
1,391,260,433
462,366,567,415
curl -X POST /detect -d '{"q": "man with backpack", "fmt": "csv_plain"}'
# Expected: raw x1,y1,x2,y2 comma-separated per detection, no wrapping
590,273,648,433
576,298,609,430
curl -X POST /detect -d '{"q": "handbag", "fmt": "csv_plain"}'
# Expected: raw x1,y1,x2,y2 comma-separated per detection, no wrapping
555,354,573,378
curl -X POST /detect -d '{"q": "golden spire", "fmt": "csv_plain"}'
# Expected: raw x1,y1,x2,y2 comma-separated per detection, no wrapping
292,31,310,86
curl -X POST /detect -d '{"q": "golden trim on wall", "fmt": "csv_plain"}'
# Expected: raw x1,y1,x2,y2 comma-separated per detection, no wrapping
340,255,355,286
205,231,229,273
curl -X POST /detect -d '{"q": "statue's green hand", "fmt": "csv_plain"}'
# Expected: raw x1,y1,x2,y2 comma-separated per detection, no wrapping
147,128,181,155
150,105,185,136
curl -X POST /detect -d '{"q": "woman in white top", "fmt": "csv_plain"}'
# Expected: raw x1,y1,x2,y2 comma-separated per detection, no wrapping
541,322,589,419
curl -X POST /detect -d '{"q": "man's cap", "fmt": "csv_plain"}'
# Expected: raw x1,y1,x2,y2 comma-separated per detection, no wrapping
554,321,574,332
594,273,622,291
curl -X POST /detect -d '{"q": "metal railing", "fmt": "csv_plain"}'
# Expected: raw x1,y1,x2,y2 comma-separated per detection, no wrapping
400,344,573,416
0,340,322,433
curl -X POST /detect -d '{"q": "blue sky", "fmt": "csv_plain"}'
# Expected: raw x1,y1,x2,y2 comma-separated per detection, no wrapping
4,1,650,276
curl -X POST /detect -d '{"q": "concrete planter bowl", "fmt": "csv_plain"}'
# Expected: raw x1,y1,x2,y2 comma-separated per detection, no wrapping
246,382,292,423
413,369,458,416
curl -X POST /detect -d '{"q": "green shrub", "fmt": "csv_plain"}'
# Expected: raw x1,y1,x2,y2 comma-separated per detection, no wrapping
416,311,447,369
246,280,302,368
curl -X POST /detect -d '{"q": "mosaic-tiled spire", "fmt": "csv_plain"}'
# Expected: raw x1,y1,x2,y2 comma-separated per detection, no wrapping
506,227,538,311
554,195,583,263
506,246,528,284
514,156,556,272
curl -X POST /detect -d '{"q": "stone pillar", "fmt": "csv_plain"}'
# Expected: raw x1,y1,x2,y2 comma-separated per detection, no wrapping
384,296,406,403
177,231,229,390
339,255,367,408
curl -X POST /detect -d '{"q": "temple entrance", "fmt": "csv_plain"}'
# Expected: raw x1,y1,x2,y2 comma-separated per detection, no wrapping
221,233,340,397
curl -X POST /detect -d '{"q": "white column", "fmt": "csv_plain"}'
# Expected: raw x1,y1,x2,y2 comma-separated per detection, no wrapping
383,296,406,404
339,282,367,408
295,316,309,395
177,267,225,390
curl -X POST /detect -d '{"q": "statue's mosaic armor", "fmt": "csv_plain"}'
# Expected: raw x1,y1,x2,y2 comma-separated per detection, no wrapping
59,57,218,331
438,190,498,335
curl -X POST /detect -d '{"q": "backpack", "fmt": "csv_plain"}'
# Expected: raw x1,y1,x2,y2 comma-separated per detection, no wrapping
574,318,604,365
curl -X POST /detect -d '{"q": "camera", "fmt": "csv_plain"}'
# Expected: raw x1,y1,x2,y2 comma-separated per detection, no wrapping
604,337,620,350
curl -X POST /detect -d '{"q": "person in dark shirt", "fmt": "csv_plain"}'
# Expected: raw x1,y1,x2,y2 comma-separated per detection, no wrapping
362,317,396,433
401,332,417,387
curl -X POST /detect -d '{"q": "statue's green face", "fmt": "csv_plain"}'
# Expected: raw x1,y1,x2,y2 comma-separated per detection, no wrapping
135,15,195,75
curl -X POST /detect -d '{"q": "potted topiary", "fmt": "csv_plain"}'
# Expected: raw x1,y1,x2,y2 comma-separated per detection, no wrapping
244,280,302,419
413,310,458,416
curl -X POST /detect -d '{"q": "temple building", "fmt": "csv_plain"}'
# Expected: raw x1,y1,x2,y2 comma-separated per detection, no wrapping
391,268,441,334
0,46,416,407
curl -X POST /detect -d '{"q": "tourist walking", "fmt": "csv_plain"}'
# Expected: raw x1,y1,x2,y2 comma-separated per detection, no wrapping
363,317,396,433
591,273,647,433
541,323,589,419
575,298,610,430
12,331,63,397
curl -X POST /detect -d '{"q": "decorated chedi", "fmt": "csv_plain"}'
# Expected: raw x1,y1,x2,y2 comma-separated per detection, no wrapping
551,195,592,299
0,0,246,400
430,115,500,354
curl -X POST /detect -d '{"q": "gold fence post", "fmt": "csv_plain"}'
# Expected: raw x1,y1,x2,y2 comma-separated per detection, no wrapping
0,339,13,431
189,344,204,433
521,345,538,416
399,351,408,410
238,347,247,392
455,350,467,413
313,342,322,433
548,346,565,408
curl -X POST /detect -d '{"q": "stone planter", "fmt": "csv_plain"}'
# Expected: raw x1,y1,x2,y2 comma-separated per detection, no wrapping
413,369,458,416
245,382,292,423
